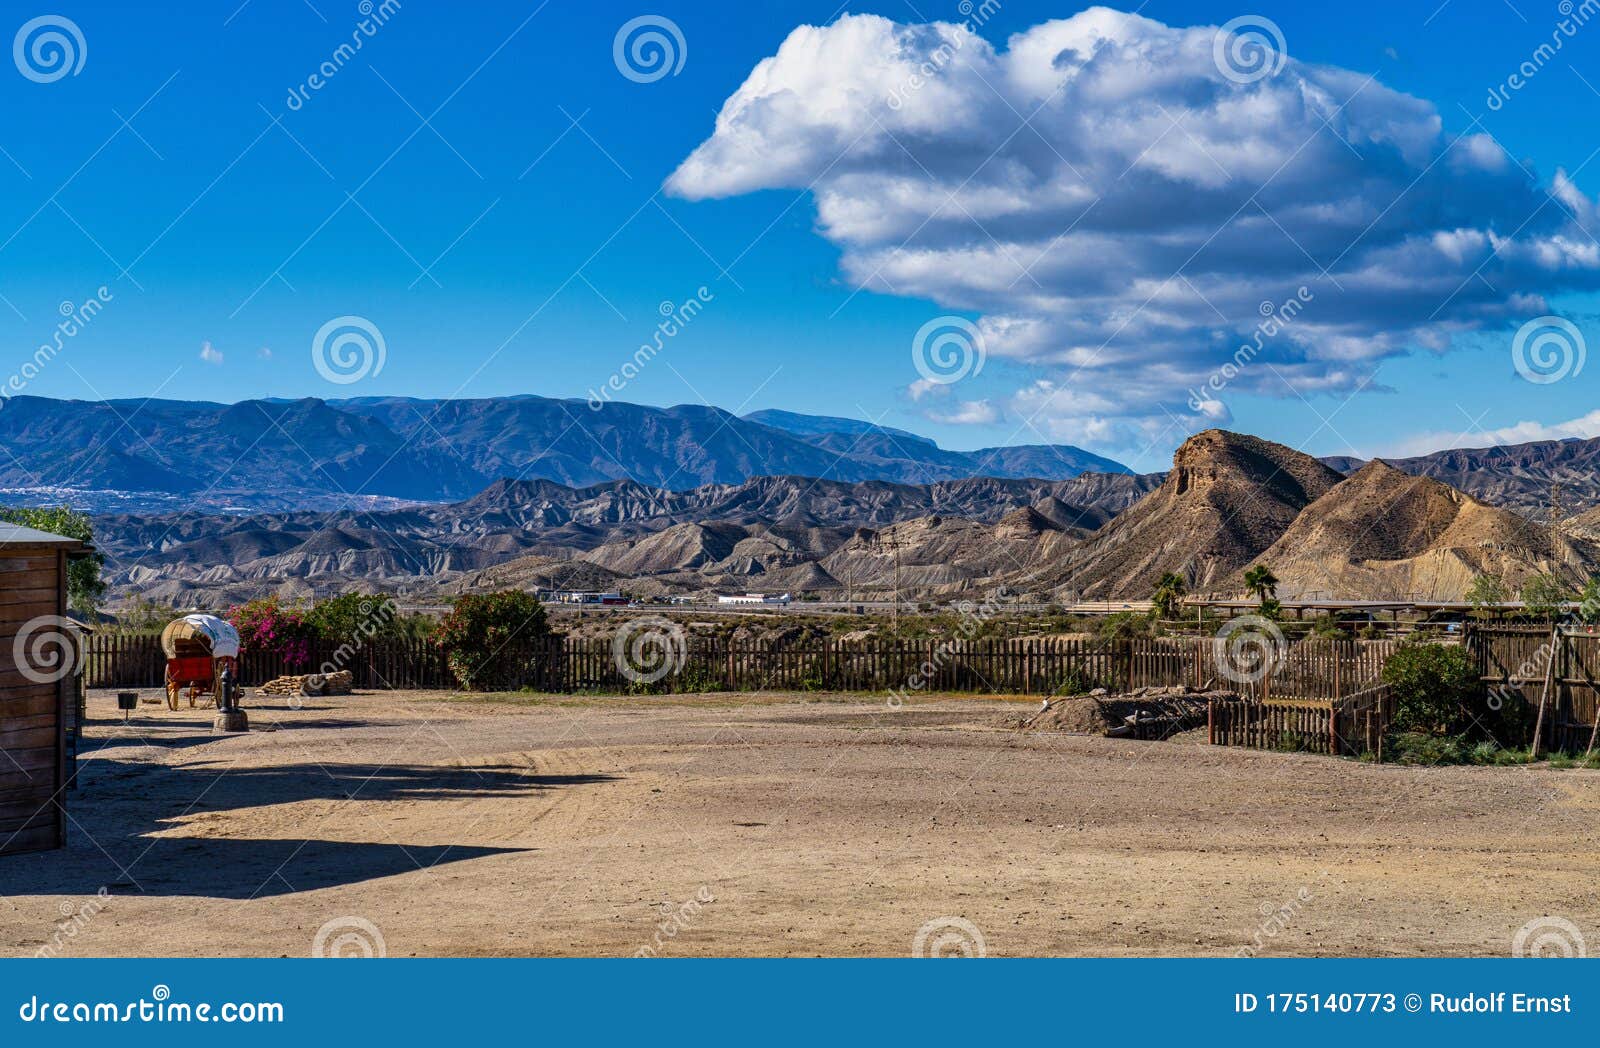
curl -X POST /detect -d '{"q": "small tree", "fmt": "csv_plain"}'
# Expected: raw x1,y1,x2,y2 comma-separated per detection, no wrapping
1466,573,1509,619
1151,572,1187,619
1382,642,1479,735
114,597,173,635
1243,564,1278,604
1519,574,1571,622
433,590,553,690
0,505,105,616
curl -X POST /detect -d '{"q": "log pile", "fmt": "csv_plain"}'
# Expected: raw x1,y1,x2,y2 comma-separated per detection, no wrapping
255,670,354,697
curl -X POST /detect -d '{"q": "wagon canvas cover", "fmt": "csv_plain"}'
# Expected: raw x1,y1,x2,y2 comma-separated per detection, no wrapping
159,614,241,659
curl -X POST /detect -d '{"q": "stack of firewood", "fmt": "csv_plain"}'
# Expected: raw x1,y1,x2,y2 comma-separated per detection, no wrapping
255,670,354,697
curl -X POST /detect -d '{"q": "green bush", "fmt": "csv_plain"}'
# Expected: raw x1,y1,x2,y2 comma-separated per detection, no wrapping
307,593,401,645
433,590,554,690
1389,732,1468,765
1382,642,1479,734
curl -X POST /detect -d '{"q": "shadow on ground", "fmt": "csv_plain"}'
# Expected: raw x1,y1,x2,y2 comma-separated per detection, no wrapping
1,755,616,900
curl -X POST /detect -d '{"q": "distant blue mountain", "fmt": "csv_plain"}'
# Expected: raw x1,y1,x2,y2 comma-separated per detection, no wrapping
743,408,938,447
0,394,1130,511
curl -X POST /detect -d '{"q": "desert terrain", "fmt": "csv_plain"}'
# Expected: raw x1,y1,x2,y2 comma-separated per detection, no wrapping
2,688,1596,958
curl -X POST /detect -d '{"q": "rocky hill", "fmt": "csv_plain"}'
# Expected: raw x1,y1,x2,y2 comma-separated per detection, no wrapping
1002,431,1345,599
1241,461,1597,600
1322,437,1600,518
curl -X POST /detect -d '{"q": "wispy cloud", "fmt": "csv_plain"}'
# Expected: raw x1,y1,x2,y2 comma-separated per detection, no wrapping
926,398,1000,425
1385,410,1600,458
199,340,223,365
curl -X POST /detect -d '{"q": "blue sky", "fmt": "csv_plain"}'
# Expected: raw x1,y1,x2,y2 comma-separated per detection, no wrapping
1,0,1598,472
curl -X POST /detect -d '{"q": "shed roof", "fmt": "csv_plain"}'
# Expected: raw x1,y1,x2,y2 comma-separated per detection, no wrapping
0,522,87,550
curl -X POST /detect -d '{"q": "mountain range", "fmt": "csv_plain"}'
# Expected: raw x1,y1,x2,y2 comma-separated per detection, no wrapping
0,394,1128,513
94,472,1159,605
11,390,1600,607
87,427,1600,608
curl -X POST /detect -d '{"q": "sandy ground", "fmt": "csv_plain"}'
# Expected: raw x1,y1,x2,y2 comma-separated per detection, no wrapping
2,687,1597,958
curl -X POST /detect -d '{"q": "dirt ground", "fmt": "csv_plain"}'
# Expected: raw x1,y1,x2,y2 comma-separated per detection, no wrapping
2,687,1597,957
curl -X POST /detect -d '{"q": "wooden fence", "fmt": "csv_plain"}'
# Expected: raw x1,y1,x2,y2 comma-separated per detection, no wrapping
1467,625,1600,753
1208,684,1395,758
86,634,457,690
85,631,1396,699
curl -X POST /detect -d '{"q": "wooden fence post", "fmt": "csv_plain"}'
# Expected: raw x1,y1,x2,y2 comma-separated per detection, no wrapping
1531,627,1557,759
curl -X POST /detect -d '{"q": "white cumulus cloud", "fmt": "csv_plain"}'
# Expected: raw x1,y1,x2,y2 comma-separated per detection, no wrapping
667,8,1600,451
199,340,223,365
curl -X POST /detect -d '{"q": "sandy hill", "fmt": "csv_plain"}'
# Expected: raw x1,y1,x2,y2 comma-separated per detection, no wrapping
1242,460,1599,600
820,510,1079,597
1008,430,1344,599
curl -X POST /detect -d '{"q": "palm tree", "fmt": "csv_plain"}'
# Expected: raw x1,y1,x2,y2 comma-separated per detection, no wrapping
1243,564,1278,605
1151,572,1187,619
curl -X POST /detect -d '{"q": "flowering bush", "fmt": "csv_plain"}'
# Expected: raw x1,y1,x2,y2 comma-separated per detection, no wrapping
433,590,552,690
229,596,315,669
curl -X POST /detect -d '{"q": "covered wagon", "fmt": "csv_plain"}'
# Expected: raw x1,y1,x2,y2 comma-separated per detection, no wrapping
160,614,240,710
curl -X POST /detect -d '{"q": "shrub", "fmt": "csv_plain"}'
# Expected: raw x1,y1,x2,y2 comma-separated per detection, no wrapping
1389,731,1468,765
307,593,400,644
1382,642,1479,734
1097,611,1152,641
433,590,553,690
229,596,315,668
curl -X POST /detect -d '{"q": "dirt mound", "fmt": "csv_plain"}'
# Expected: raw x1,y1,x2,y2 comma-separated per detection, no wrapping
1012,685,1235,737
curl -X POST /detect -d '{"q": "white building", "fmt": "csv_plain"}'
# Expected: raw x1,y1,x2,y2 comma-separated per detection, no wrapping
716,592,791,606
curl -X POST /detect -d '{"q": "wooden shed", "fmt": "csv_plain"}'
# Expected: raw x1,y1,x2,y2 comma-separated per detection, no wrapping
1,523,86,857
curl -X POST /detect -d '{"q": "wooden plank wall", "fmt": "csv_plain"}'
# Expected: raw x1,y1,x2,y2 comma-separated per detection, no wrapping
0,550,65,856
